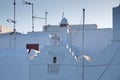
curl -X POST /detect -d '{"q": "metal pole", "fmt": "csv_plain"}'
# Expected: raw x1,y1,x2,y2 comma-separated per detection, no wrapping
13,0,16,49
82,8,85,80
13,0,16,32
45,12,48,25
24,1,34,32
32,4,34,32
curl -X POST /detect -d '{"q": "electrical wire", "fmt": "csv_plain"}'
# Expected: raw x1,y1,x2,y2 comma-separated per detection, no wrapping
72,11,83,42
96,45,120,80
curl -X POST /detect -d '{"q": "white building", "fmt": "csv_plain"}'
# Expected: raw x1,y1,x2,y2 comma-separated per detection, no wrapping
0,5,120,80
0,25,13,34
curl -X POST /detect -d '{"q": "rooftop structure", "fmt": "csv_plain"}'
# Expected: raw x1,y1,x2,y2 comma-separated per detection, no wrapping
0,25,13,34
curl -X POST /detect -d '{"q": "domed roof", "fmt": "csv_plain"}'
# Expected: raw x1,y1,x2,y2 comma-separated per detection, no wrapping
60,17,68,27
60,17,68,25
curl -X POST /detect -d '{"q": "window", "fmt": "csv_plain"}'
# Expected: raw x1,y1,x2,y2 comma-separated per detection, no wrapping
47,64,60,74
53,57,57,63
26,44,39,54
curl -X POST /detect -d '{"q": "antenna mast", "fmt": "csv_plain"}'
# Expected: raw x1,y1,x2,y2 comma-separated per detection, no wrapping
45,12,48,25
6,0,16,32
13,0,16,32
82,8,85,80
32,3,34,32
24,1,34,32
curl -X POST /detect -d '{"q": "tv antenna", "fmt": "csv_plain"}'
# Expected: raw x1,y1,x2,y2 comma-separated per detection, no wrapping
33,12,48,26
7,0,17,32
23,0,34,32
7,0,17,49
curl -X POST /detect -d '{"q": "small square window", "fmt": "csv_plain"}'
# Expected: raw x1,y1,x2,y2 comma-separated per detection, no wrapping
47,64,60,74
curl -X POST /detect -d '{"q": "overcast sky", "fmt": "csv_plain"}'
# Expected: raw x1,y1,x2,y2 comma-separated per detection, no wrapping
0,0,119,33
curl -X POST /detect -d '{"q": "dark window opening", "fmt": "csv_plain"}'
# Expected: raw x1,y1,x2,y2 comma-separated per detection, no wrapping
53,57,57,63
26,44,39,54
